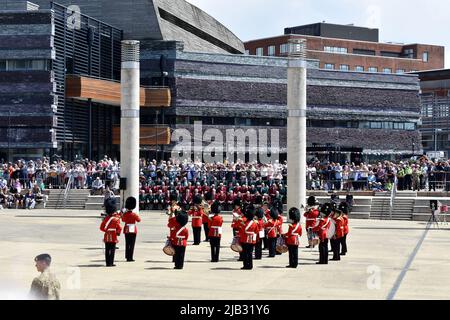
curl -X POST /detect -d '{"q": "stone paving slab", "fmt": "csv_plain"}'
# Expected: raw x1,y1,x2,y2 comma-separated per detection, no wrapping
0,209,449,300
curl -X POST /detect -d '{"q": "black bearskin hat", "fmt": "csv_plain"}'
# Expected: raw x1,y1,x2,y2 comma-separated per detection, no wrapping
269,207,279,220
338,201,349,215
233,198,241,207
176,211,189,227
204,191,214,201
288,207,300,223
170,192,178,202
104,198,117,215
307,196,317,206
319,203,333,217
244,204,255,221
254,195,263,205
211,201,221,214
125,196,137,210
193,195,203,205
255,207,265,219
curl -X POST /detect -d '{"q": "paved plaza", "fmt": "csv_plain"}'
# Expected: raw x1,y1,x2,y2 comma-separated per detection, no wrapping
0,209,449,300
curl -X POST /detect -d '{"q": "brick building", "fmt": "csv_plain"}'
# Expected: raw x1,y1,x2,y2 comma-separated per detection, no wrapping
245,23,444,74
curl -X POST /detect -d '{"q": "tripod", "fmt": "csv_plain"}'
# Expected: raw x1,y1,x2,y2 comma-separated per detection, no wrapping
428,210,440,229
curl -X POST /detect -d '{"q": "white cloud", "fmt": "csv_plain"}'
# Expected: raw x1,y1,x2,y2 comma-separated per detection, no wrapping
187,0,449,68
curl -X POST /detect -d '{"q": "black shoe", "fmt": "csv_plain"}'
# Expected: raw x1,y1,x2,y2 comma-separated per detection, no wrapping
174,267,183,270
330,258,340,261
340,253,346,256
306,245,311,248
316,262,324,265
127,259,135,262
268,255,275,258
106,264,116,267
285,265,294,268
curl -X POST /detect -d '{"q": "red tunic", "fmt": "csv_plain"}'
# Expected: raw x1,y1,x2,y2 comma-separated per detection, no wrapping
277,215,284,234
208,215,224,238
256,219,265,241
100,215,122,243
231,208,242,230
284,223,302,246
342,215,349,235
333,216,345,239
189,207,204,228
122,211,141,234
264,218,280,239
167,217,189,247
239,219,258,244
304,208,320,229
312,217,331,241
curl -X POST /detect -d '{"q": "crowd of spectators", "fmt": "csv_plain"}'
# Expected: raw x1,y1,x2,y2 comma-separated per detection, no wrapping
1,155,450,210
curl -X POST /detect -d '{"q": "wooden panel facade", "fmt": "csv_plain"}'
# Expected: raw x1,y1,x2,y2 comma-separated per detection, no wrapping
112,125,171,145
66,75,171,107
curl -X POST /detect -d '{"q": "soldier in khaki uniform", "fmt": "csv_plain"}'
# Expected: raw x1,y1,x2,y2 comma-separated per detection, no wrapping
29,254,61,300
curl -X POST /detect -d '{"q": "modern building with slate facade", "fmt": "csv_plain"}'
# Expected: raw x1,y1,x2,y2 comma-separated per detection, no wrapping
0,0,423,161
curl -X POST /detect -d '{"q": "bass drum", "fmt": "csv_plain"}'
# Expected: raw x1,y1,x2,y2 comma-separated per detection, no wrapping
276,237,288,254
163,239,175,256
230,236,243,253
326,219,336,240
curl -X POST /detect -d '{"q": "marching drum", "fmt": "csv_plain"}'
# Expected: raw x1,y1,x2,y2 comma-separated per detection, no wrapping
276,237,288,254
230,236,243,253
163,239,175,256
326,219,336,240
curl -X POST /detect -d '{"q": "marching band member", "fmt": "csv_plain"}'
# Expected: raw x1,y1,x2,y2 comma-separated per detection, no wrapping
166,192,182,219
231,199,243,237
254,208,265,260
238,205,258,270
284,207,302,268
208,201,223,262
262,202,270,250
121,197,141,262
304,196,320,248
339,202,350,256
264,207,280,258
188,195,204,245
313,203,333,265
202,192,214,242
99,198,122,267
275,204,284,256
330,207,345,261
167,210,189,269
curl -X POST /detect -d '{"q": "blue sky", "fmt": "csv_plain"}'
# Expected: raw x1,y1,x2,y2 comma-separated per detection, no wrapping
188,0,449,68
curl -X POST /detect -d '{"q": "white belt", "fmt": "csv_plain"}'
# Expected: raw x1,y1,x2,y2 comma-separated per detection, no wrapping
306,219,316,221
107,228,116,231
211,226,221,228
127,224,135,226
192,216,202,219
177,236,185,239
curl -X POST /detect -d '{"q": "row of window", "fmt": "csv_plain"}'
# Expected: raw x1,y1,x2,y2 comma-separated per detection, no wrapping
249,44,429,63
323,63,416,74
0,59,50,71
170,117,416,131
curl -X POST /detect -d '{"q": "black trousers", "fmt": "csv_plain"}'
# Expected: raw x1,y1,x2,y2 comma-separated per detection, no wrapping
330,238,341,260
242,243,254,269
174,245,186,269
125,233,136,261
288,245,298,268
319,239,329,264
105,242,116,266
203,223,209,241
192,227,201,245
210,237,221,262
268,237,277,257
341,234,348,254
254,239,262,259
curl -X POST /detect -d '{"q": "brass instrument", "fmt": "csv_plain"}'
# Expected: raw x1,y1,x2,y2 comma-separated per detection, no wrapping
166,203,181,217
202,200,211,216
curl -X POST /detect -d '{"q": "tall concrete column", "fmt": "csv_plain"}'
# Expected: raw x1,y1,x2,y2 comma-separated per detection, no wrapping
287,39,307,216
120,40,140,211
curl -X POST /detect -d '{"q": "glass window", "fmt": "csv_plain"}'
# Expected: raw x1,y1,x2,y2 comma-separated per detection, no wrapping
404,123,415,130
340,64,350,71
368,67,378,73
324,63,335,70
235,118,251,126
355,66,364,72
383,122,393,129
370,122,382,129
256,47,264,56
423,51,429,62
280,43,288,54
268,45,276,56
383,68,392,74
324,46,347,53
393,122,404,130
0,60,5,71
396,69,405,74
360,122,370,129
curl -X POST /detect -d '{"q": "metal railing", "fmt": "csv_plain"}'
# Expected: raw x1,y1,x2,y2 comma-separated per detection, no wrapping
62,174,74,209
